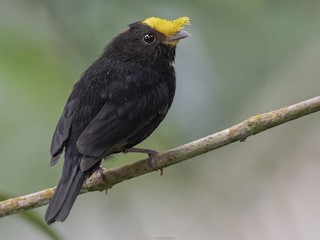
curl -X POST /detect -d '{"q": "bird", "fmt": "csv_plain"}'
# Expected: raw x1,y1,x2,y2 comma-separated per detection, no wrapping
45,16,191,224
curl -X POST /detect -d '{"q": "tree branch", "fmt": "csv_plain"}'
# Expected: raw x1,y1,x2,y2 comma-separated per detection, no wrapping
1,96,320,218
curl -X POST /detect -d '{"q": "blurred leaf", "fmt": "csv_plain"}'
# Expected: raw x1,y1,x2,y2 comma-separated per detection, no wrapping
0,191,61,240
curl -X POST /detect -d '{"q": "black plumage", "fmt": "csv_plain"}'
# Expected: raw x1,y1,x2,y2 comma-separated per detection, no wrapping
45,18,190,224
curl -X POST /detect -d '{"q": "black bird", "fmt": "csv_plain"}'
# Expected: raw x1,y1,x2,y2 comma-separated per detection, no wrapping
45,16,190,224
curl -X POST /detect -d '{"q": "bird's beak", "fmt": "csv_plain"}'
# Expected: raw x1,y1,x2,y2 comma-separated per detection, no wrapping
168,30,191,42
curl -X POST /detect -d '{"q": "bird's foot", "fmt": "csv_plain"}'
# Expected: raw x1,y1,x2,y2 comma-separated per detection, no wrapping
96,167,107,182
95,167,110,193
124,147,163,175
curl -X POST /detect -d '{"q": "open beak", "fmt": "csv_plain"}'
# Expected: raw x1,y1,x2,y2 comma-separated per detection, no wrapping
168,30,191,42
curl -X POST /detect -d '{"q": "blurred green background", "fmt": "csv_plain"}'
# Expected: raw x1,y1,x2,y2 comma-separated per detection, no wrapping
1,0,320,239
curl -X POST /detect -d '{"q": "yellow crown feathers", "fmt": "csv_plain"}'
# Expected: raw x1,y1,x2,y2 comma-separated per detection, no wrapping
142,16,190,37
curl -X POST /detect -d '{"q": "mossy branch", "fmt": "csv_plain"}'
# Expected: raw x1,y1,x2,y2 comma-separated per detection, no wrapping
1,96,320,218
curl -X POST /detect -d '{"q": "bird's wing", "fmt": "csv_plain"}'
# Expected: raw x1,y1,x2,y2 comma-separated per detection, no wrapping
50,99,75,166
76,97,158,171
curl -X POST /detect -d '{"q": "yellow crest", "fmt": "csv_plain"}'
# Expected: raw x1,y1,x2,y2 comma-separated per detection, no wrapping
142,16,190,37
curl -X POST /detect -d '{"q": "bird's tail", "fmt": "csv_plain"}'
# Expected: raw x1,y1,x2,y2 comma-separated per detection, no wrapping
45,159,86,224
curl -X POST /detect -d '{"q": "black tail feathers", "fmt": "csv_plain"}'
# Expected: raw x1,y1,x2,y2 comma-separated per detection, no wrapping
45,164,86,224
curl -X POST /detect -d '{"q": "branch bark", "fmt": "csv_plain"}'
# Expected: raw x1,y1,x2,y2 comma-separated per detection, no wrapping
1,96,320,218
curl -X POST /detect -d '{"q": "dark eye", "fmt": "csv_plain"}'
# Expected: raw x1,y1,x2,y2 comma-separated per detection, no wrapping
143,33,155,43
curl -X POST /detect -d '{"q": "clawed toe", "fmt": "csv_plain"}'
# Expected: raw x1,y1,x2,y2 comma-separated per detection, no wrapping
124,147,163,175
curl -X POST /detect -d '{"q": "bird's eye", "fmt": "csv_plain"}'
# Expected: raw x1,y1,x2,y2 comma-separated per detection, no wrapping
143,34,155,43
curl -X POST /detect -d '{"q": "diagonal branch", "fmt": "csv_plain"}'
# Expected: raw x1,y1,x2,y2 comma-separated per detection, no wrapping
1,96,320,218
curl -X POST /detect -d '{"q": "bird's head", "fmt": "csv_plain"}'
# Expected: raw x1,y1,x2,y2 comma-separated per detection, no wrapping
105,16,191,64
